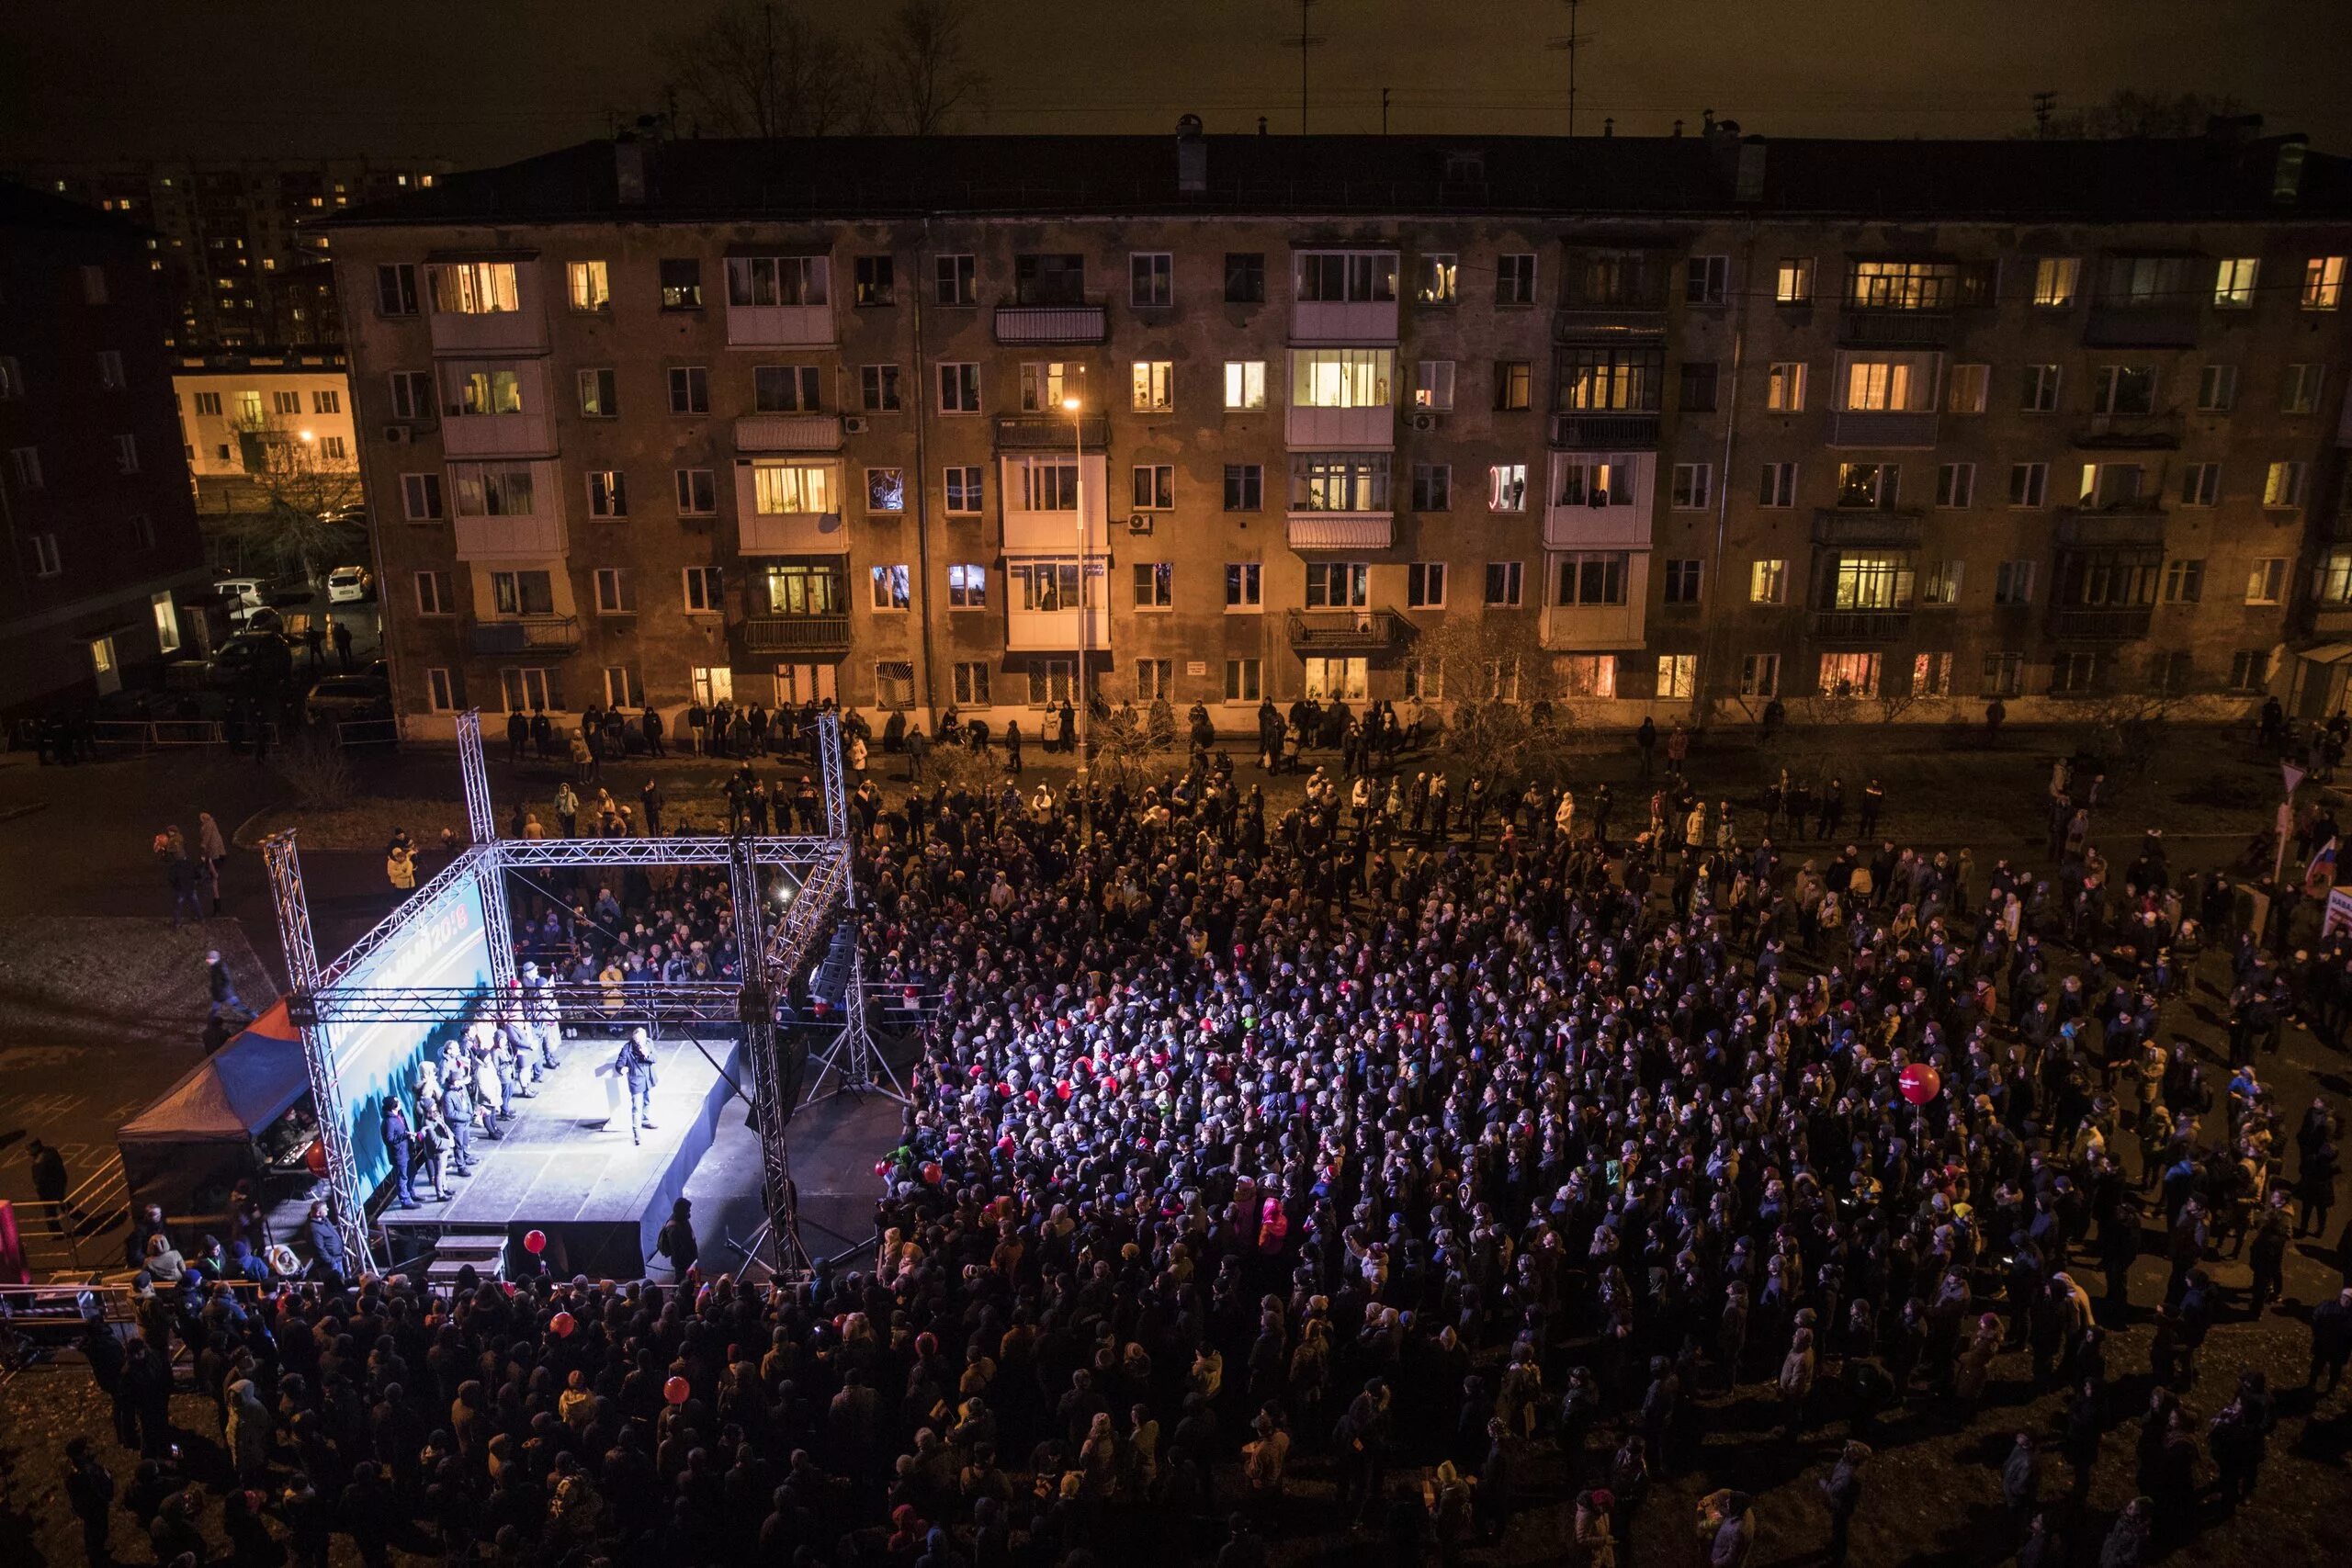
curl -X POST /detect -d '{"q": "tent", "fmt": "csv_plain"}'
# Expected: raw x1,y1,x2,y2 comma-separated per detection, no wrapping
118,1001,311,1215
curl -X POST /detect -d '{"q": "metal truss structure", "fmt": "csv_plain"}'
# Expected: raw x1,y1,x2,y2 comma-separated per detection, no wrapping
267,713,854,1279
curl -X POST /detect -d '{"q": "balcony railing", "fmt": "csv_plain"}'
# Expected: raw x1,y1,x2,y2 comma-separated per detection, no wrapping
2071,412,2185,450
469,615,582,655
441,410,557,458
2083,304,2201,347
1553,305,1668,339
1550,412,1660,449
995,414,1108,448
742,614,851,653
2048,605,2154,640
736,413,843,453
993,303,1107,344
427,308,545,356
1826,410,1940,448
1812,509,1924,547
1284,512,1394,551
1284,608,1411,651
2054,504,2166,547
1810,609,1911,642
2312,606,2352,634
1838,309,1953,347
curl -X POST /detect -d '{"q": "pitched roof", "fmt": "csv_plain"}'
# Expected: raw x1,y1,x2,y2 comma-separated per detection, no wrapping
322,131,2352,230
0,177,149,235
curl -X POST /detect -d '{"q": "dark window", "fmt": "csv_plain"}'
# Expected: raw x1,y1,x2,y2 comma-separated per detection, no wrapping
375,264,417,315
1014,254,1085,305
854,255,895,306
1679,362,1719,412
1224,253,1266,303
1223,464,1262,511
660,259,702,310
1411,463,1452,512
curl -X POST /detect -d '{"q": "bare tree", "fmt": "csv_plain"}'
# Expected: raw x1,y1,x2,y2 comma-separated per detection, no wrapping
2023,89,2249,140
662,0,874,139
224,415,365,581
876,0,989,135
1416,615,1584,787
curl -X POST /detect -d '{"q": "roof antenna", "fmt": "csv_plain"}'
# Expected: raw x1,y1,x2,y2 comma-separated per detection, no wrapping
1545,0,1599,139
2030,90,2056,137
1283,0,1325,134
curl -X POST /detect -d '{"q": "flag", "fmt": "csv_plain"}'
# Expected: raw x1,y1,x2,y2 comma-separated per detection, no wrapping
2283,761,2307,795
2306,836,2339,899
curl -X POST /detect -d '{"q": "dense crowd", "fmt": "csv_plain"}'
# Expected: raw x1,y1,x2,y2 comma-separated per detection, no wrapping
62,739,2352,1568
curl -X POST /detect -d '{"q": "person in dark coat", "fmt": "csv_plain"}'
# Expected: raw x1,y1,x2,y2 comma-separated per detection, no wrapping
62,1436,114,1566
615,1028,660,1144
382,1099,418,1209
654,1198,698,1280
1819,1441,1867,1567
302,1201,347,1286
2312,1286,2352,1396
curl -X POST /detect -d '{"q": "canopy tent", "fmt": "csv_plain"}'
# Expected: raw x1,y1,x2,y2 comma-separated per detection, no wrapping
118,1001,311,1214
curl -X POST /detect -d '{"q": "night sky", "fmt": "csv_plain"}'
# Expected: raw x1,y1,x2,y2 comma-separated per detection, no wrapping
3,0,2342,164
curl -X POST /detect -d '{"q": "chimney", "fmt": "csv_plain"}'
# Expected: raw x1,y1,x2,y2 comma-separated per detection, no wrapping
1602,117,1614,138
615,136,648,207
2272,135,2308,205
1672,119,1684,138
1735,136,1768,204
1176,114,1207,194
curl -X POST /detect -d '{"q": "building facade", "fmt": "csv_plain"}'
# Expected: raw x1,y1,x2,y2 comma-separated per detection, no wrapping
324,128,2352,738
0,184,212,715
173,348,360,525
8,158,451,350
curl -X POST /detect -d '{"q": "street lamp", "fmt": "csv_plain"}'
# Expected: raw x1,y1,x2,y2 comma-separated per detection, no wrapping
1061,394,1091,839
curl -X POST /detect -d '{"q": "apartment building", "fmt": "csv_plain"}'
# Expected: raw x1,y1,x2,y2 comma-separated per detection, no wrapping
322,125,2352,738
0,184,211,715
174,348,359,515
8,158,451,350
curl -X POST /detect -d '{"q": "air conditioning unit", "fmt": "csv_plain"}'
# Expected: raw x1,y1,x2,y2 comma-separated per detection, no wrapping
1127,513,1153,534
842,415,868,434
382,423,409,445
1409,412,1438,432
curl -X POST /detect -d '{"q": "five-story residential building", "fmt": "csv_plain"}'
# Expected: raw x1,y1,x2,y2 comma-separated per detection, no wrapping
325,124,2352,737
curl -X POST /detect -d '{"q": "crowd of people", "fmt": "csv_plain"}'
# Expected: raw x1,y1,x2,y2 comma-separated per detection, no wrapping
58,728,2352,1568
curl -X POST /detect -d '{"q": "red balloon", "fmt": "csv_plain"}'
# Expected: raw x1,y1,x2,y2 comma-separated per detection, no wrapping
523,1229,548,1255
921,1161,942,1184
303,1140,327,1178
550,1311,576,1338
1898,1064,1942,1106
663,1376,691,1405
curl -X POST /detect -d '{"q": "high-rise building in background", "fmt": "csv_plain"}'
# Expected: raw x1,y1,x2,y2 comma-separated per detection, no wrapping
322,124,2352,737
0,184,211,715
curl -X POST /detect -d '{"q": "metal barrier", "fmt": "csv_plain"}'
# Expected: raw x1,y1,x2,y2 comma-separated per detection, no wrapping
334,717,401,748
85,720,282,753
10,1154,130,1276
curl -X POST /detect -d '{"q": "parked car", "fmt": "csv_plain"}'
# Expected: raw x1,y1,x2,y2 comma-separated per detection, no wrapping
213,577,266,619
304,671,392,725
260,570,316,605
326,565,374,604
208,628,296,691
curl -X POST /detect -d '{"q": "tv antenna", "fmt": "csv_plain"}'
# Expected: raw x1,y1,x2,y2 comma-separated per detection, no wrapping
1284,0,1326,134
1547,0,1599,139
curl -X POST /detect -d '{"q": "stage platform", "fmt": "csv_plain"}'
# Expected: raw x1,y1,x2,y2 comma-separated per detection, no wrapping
379,1032,743,1280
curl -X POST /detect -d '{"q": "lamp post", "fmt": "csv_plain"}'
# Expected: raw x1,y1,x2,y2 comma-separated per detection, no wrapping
1061,395,1091,840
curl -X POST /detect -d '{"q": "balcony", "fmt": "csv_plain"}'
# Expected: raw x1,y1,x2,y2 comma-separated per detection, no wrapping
2054,503,2166,547
736,413,843,453
1551,412,1660,449
2071,412,2185,450
1285,512,1394,551
469,615,581,656
1286,404,1393,450
440,409,556,458
1285,608,1411,651
726,302,834,348
453,512,567,560
1838,309,1954,348
1811,609,1912,642
1290,299,1398,344
1553,305,1668,340
2048,605,2154,640
1826,410,1940,449
2084,304,2200,347
742,614,852,653
2312,607,2352,635
741,510,849,555
992,303,1106,344
1004,604,1107,652
995,414,1108,449
427,308,545,356
1813,509,1924,548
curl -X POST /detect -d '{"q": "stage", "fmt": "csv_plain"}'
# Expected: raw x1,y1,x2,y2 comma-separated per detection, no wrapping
378,1032,743,1280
